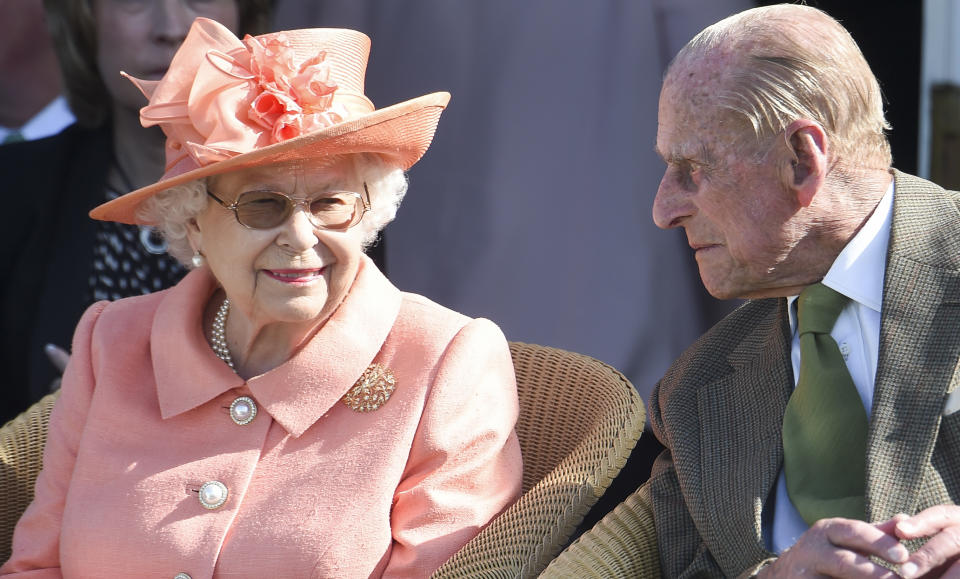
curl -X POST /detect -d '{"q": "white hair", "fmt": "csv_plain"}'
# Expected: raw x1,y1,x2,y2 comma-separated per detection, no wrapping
139,179,207,266
671,4,892,171
137,154,408,267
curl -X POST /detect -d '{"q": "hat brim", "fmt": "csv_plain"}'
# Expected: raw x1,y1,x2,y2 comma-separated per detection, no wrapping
90,91,450,225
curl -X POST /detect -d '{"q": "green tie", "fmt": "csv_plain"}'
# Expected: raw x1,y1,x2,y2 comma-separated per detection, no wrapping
782,283,868,525
2,130,24,144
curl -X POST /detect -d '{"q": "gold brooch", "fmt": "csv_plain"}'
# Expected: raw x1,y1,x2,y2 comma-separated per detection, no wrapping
341,364,397,412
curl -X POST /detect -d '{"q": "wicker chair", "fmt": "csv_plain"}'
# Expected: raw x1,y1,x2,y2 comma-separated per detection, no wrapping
0,343,646,574
1,391,59,563
432,342,645,578
540,482,661,577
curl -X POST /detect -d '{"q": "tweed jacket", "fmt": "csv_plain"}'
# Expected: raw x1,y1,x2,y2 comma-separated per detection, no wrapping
648,171,960,578
1,258,523,578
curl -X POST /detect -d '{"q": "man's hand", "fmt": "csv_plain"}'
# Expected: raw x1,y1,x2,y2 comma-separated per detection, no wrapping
758,517,908,578
891,505,960,578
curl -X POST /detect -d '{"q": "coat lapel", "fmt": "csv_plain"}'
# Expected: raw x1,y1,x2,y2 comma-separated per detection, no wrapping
696,298,792,574
867,171,960,521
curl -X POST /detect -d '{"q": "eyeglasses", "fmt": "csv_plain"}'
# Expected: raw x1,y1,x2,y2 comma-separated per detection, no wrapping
206,183,371,230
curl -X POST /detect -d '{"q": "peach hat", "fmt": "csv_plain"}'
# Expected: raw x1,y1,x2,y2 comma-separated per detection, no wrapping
90,18,450,225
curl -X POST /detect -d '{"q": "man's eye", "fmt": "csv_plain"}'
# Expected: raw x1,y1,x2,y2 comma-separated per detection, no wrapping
678,162,705,187
668,163,692,185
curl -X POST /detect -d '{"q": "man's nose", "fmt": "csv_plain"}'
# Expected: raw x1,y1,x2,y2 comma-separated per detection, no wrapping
652,175,693,229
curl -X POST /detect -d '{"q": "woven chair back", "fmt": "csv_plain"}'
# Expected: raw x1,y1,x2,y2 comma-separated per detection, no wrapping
0,392,59,564
432,341,645,578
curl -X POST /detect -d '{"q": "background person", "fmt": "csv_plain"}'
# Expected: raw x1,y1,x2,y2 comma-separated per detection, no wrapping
0,0,74,144
648,4,960,577
1,18,521,576
0,0,272,424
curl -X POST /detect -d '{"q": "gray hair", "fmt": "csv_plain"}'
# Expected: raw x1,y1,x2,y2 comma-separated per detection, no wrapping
137,154,408,267
671,4,891,171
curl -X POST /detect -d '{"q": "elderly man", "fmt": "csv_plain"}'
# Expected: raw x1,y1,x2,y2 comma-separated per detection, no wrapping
649,4,960,578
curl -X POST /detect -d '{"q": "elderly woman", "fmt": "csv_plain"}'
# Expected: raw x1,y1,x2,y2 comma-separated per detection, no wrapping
1,18,522,578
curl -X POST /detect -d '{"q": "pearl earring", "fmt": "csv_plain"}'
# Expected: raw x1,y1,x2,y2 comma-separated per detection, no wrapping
191,251,205,268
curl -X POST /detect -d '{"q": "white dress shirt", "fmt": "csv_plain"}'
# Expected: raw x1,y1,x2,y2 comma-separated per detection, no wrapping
0,95,74,143
770,182,894,553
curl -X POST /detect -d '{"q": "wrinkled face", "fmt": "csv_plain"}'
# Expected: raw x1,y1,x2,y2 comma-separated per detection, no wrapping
189,161,366,328
93,0,239,113
652,71,803,300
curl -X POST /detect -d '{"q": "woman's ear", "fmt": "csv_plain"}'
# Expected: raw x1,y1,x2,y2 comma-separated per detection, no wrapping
782,119,828,208
185,217,202,254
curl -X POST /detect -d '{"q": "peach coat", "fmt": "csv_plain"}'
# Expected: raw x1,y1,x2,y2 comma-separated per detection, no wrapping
1,257,523,578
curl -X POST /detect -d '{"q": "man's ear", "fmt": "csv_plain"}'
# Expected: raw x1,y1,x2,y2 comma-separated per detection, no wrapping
782,120,828,208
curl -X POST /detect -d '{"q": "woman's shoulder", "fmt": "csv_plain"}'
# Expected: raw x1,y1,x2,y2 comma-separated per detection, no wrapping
82,291,169,339
398,291,468,322
393,292,507,350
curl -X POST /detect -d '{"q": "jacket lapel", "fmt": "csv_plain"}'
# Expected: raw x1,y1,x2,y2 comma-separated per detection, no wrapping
867,171,960,522
696,298,792,573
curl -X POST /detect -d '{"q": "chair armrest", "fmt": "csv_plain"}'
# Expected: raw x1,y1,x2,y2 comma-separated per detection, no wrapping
540,482,661,578
0,391,60,563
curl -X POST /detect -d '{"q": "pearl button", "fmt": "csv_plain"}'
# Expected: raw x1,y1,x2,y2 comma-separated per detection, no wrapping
174,574,192,579
229,396,257,425
198,480,228,509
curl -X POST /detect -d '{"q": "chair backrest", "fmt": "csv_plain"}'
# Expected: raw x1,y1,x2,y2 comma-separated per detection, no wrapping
432,341,645,578
0,391,59,563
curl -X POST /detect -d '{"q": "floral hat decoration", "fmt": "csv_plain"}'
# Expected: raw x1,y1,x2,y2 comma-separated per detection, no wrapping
90,18,450,225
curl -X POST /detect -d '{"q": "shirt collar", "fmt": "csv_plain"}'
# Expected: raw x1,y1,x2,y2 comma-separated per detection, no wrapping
0,96,75,141
155,256,402,437
787,181,894,329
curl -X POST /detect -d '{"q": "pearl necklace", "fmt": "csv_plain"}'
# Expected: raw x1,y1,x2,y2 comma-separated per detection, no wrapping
211,297,236,372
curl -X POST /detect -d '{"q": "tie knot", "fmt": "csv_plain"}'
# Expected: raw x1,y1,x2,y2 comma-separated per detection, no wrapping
2,130,24,144
797,283,849,335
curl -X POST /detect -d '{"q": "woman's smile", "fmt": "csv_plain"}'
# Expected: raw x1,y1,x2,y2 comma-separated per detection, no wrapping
263,267,327,284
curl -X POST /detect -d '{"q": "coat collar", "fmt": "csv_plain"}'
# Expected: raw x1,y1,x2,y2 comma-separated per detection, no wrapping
154,256,402,437
866,170,960,521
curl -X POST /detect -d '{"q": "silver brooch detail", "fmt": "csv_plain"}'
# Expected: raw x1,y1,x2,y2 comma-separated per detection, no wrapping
198,480,228,510
341,364,397,412
229,396,257,425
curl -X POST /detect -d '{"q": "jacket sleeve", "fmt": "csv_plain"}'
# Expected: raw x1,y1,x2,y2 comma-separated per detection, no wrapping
0,302,108,577
382,318,523,577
